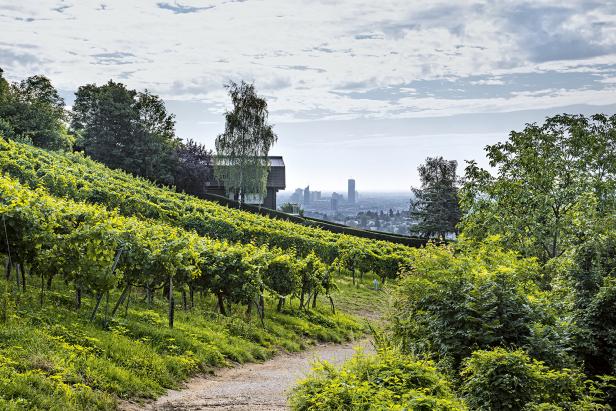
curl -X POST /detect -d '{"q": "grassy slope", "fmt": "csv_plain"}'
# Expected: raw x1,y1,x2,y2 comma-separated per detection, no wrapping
323,271,389,322
0,139,389,410
0,276,368,410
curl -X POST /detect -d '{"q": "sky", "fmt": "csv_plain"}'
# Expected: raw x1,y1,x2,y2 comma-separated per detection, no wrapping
1,0,616,192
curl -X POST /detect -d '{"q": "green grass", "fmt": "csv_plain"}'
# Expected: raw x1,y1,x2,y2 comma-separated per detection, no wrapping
0,277,365,410
321,271,390,322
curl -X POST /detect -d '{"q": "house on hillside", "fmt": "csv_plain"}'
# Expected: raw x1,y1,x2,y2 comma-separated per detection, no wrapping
205,156,285,209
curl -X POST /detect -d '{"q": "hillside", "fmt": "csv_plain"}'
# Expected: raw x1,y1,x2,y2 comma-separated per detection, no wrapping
0,137,415,280
0,135,390,410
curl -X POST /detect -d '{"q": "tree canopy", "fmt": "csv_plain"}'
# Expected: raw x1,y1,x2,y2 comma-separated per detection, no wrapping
214,81,277,204
460,114,616,262
174,138,213,197
409,157,460,240
71,81,179,184
0,67,72,150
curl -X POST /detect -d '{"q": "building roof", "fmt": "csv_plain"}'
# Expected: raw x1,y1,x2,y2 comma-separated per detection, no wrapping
208,156,285,190
268,156,285,167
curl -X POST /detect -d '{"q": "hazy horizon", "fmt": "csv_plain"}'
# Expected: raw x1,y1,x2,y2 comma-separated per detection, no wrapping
2,1,616,190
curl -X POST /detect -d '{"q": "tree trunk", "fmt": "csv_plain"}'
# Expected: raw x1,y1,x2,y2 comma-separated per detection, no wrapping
189,285,194,309
4,258,10,281
168,276,174,329
15,264,21,290
328,295,336,314
75,286,82,309
299,286,305,310
181,289,187,311
162,282,169,300
46,275,53,290
217,292,226,316
39,273,44,306
259,288,264,317
277,297,285,312
21,265,26,292
312,291,318,308
146,284,153,305
258,298,265,326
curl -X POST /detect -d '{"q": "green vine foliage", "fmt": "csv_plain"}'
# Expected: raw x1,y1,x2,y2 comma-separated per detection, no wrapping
0,136,413,281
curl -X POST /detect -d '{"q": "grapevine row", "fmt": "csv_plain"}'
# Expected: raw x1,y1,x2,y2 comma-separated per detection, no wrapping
0,176,338,325
0,137,412,280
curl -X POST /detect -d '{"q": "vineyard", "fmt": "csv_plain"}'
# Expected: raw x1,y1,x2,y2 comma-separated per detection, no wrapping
0,137,414,285
0,135,402,409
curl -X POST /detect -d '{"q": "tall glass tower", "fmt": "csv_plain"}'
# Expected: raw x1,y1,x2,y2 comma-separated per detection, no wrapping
348,179,356,204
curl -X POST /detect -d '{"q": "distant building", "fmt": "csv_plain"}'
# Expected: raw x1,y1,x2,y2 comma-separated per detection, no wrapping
311,191,322,202
304,185,311,205
331,197,339,212
290,188,303,204
332,192,344,201
205,156,285,210
348,179,356,204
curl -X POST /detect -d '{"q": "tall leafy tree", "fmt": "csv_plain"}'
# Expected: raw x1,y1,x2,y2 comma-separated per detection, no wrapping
71,81,178,183
409,157,460,240
173,138,213,197
460,114,616,262
0,68,71,150
134,90,179,183
214,81,277,204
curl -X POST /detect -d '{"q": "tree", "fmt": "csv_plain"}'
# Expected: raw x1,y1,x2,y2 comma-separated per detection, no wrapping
0,69,71,150
133,90,179,183
173,139,213,197
71,81,178,184
409,157,460,240
214,81,277,204
570,231,616,377
0,68,10,98
460,114,616,262
279,202,301,214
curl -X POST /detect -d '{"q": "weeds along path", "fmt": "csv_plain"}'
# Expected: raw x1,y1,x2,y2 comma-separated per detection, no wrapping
130,339,373,411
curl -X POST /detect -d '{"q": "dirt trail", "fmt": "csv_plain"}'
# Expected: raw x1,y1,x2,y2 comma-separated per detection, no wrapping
127,339,372,411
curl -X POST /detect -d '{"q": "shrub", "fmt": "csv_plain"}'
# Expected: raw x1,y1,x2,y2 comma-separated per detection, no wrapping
289,348,465,411
570,231,616,377
389,240,561,369
460,347,609,410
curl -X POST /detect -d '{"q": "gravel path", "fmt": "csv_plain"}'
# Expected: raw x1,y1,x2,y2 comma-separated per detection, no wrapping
127,339,372,411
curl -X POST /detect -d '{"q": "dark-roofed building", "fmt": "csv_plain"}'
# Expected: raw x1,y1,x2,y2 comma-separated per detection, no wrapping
205,156,286,209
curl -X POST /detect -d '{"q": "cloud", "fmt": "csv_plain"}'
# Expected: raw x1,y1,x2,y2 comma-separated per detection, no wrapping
502,3,616,63
52,3,72,13
0,47,42,67
0,0,614,122
157,1,214,14
354,33,383,40
91,51,137,65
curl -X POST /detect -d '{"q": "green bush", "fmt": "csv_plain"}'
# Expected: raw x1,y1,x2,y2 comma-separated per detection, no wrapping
289,348,465,411
570,231,616,377
460,347,609,411
389,240,569,369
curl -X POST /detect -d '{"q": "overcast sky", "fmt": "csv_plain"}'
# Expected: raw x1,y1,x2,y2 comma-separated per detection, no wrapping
2,0,616,191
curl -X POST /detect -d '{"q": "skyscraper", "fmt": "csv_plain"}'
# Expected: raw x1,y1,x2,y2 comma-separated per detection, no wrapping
304,185,311,205
348,179,356,204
